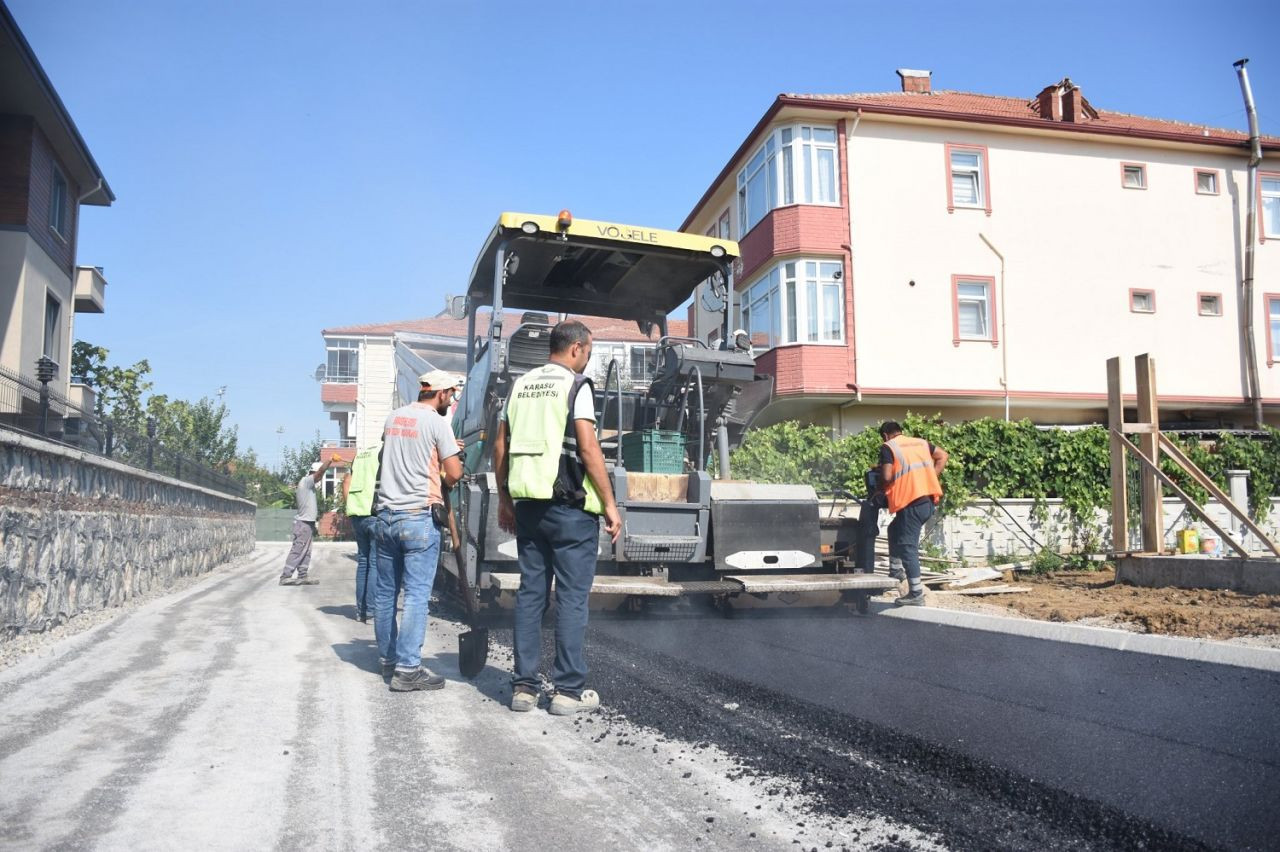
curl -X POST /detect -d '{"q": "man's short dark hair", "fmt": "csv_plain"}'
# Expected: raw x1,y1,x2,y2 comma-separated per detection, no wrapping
418,388,438,402
878,420,902,438
550,320,592,354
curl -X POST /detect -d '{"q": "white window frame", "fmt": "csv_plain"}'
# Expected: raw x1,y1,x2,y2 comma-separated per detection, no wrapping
43,290,63,364
737,124,840,234
1130,289,1156,314
49,165,68,238
736,258,845,350
1267,294,1280,365
952,276,997,345
948,147,986,210
1262,174,1280,239
1197,292,1222,317
628,345,658,386
1194,169,1219,196
325,337,360,383
1121,163,1147,190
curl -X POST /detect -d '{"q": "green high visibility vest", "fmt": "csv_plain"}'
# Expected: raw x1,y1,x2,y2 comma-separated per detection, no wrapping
345,443,381,517
505,363,603,515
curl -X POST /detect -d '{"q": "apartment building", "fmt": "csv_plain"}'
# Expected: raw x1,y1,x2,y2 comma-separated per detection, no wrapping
683,69,1280,432
317,312,686,498
0,3,114,432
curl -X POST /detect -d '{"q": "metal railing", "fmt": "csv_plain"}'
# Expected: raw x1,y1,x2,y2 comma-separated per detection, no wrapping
0,366,246,498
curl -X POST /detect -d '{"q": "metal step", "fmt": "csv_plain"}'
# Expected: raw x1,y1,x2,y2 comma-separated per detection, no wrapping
724,573,899,593
484,572,685,597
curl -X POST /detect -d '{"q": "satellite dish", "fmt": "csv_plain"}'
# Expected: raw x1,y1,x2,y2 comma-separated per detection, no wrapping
313,364,326,382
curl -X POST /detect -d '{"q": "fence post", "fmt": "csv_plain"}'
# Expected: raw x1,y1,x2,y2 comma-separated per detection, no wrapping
146,417,156,470
105,422,114,457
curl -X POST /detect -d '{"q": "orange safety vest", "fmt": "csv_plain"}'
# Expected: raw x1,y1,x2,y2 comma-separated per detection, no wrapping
884,436,942,514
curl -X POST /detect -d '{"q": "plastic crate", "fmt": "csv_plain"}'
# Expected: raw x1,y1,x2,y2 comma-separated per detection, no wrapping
621,430,685,473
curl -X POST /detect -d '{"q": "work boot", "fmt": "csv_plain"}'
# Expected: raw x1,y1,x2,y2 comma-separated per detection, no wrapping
293,577,320,586
510,688,538,713
888,559,906,581
894,589,926,607
279,576,297,586
390,667,445,692
548,689,600,716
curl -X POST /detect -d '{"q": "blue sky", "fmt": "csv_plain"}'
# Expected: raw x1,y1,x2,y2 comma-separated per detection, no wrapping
10,0,1279,468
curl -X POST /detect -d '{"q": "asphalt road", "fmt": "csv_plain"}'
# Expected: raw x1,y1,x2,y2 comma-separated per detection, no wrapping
2,542,1276,851
590,602,1280,850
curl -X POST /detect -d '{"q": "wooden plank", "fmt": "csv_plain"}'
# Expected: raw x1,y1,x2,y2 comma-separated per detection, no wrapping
625,472,690,503
1157,434,1280,558
1115,433,1249,558
934,585,1032,596
1134,354,1162,552
1107,357,1129,554
1119,423,1160,434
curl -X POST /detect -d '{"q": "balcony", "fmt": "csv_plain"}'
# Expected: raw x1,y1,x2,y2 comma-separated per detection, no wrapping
74,266,107,313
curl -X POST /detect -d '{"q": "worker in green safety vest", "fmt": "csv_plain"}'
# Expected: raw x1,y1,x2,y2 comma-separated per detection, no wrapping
495,320,621,717
342,442,381,622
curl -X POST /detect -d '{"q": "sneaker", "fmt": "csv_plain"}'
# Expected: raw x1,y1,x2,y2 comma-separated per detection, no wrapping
390,667,445,692
510,689,538,713
548,689,600,716
294,577,320,586
894,590,926,607
279,576,298,586
887,565,906,581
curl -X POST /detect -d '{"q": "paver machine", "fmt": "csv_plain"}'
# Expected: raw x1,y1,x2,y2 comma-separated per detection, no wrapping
442,211,896,614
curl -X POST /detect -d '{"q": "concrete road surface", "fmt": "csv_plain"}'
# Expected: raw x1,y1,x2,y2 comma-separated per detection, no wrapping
4,542,1277,850
0,543,928,851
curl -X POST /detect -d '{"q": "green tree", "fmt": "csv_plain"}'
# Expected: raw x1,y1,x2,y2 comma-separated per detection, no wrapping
71,340,152,429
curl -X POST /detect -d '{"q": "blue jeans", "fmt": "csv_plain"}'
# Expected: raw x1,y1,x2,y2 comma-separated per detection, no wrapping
512,501,599,698
888,498,935,583
374,509,441,671
353,515,379,617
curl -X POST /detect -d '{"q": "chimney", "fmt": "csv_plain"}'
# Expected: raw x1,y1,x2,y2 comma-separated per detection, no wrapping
1036,84,1063,121
1062,81,1086,123
896,69,932,94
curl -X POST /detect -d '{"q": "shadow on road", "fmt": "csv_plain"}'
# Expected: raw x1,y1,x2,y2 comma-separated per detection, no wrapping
318,604,360,620
329,637,381,675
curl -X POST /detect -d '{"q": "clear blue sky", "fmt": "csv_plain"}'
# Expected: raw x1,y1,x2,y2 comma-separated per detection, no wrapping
10,0,1279,468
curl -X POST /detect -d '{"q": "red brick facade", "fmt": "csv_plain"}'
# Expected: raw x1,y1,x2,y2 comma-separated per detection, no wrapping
739,205,848,283
755,344,853,396
321,383,358,404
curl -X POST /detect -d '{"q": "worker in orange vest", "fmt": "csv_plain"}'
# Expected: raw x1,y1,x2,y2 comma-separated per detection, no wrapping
878,421,948,606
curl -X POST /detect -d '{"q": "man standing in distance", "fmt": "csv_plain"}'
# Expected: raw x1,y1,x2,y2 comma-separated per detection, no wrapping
280,456,334,586
495,320,622,715
878,420,948,606
374,369,462,691
342,442,381,621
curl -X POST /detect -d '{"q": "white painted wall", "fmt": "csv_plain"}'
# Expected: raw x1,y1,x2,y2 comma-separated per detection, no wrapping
356,336,394,450
0,231,74,398
846,118,1277,410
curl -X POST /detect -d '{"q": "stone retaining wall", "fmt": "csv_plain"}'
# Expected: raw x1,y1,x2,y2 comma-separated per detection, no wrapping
931,496,1280,560
0,428,255,638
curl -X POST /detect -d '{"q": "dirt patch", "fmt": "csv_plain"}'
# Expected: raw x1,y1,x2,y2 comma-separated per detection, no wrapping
938,569,1280,642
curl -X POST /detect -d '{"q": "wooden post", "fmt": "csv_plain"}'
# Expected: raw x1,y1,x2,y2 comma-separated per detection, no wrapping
1135,354,1162,553
1106,357,1128,553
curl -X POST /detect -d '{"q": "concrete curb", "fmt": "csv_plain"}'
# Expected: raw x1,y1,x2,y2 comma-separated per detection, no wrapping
880,605,1280,673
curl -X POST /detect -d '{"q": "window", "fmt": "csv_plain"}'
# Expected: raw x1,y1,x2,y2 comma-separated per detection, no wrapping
1268,295,1280,365
1122,163,1147,190
1195,169,1219,195
629,346,657,385
737,124,839,233
43,292,62,362
322,465,342,499
1197,292,1222,317
1263,174,1280,239
951,276,997,345
1130,289,1156,313
946,144,990,213
736,258,845,349
326,338,359,382
49,166,68,237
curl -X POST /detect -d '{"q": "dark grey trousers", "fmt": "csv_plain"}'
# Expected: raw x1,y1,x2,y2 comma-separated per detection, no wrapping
281,520,315,578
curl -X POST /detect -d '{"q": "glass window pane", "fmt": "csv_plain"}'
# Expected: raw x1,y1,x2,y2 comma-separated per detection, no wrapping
958,301,986,337
813,127,836,144
1197,172,1216,193
817,148,836,202
951,151,980,169
1132,292,1153,312
957,282,987,299
782,146,794,205
770,290,781,349
1263,195,1280,237
823,283,842,341
801,142,811,203
1123,166,1145,188
781,128,792,144
1261,178,1280,194
786,280,798,342
747,169,767,230
952,173,979,205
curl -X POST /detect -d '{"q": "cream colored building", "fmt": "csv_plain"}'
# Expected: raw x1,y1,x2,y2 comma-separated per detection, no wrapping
0,6,113,431
683,70,1280,431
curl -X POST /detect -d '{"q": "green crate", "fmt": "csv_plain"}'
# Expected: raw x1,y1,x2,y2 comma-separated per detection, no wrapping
621,430,685,473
